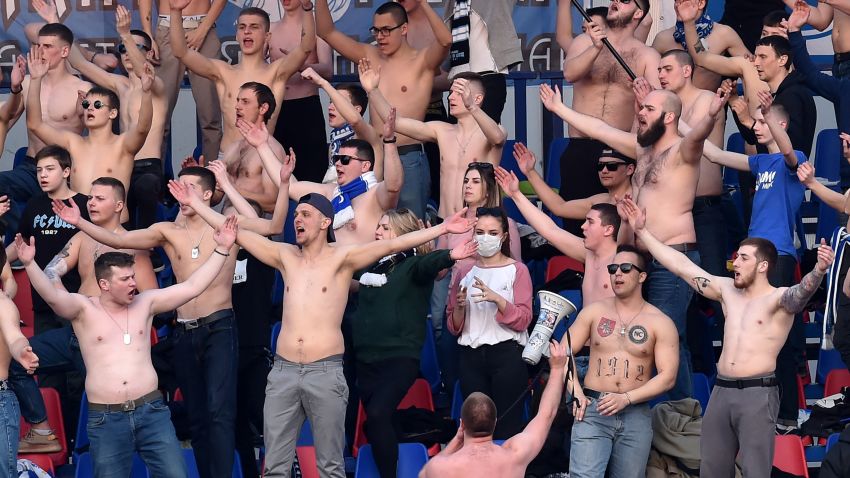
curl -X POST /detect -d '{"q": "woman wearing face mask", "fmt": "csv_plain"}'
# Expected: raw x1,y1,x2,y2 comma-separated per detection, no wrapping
353,208,477,478
446,207,533,439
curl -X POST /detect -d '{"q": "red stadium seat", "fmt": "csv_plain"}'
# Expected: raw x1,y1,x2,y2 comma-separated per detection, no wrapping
19,387,68,468
295,446,320,478
545,255,584,282
773,435,809,478
12,270,34,337
824,369,850,397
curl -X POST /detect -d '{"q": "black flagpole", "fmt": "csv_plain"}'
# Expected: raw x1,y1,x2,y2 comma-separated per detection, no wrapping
569,0,637,81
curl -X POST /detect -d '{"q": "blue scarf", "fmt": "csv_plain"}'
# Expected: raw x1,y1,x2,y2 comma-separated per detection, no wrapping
331,171,377,229
673,12,714,50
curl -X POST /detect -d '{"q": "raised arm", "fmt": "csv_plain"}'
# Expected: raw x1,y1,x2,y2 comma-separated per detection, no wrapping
52,199,166,250
0,297,38,373
210,158,290,236
138,0,160,61
505,341,567,463
495,166,585,262
122,63,154,155
682,118,750,171
375,108,402,210
0,261,16,299
302,67,381,145
797,163,847,212
457,79,506,146
144,217,234,314
679,87,727,164
169,0,223,80
0,56,25,127
314,0,372,61
418,0,452,69
116,6,162,94
623,198,726,301
555,0,574,52
541,84,637,159
512,142,585,219
784,0,834,29
67,43,123,92
787,25,839,102
43,234,81,286
760,91,799,169
678,0,744,77
359,59,439,142
563,27,605,83
16,235,86,320
25,50,75,150
275,1,317,80
779,239,833,314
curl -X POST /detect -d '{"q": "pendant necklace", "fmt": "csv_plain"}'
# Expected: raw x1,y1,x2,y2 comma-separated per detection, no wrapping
184,223,208,260
456,126,477,160
101,299,131,345
615,301,646,337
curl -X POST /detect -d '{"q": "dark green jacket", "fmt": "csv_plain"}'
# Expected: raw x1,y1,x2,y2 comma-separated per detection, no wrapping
353,249,454,363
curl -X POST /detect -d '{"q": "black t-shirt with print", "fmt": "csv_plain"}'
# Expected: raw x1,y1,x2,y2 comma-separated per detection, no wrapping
18,193,90,313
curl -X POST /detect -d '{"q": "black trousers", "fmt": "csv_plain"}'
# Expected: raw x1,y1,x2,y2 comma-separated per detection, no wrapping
356,357,420,478
833,245,850,371
458,340,529,439
479,73,507,123
128,159,164,231
768,254,806,423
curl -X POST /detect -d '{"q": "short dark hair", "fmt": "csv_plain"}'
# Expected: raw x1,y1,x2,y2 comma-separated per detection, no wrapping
35,145,71,170
762,10,788,27
239,7,271,31
178,166,217,192
241,82,277,123
769,104,789,124
590,203,621,237
633,0,650,13
38,23,74,45
756,35,792,69
87,86,120,112
340,138,375,169
661,49,695,70
91,177,126,202
460,392,496,438
130,29,153,50
586,6,609,18
739,237,778,273
95,251,135,282
338,84,368,114
375,2,408,25
450,71,486,99
616,244,648,271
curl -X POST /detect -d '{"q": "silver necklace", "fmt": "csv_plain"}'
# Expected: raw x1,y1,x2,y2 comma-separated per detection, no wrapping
455,126,478,160
101,299,131,345
615,301,646,337
183,222,208,260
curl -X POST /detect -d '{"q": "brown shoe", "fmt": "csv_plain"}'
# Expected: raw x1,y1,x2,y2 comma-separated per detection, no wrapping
18,429,62,453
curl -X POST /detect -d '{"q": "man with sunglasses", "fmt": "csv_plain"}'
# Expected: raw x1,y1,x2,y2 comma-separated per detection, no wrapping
169,0,315,166
358,60,505,219
315,0,451,219
620,197,833,477
561,244,679,478
558,0,660,237
541,76,727,402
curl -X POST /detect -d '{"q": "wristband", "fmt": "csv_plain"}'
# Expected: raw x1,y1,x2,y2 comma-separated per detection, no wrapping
624,391,633,405
9,85,22,95
303,6,313,11
383,137,397,144
214,249,230,257
92,52,100,63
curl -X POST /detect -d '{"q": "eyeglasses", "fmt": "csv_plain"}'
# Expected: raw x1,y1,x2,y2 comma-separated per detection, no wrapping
468,162,494,170
332,154,368,166
81,100,110,110
476,207,503,217
606,263,645,274
597,162,627,172
613,0,644,11
117,43,149,54
369,23,405,37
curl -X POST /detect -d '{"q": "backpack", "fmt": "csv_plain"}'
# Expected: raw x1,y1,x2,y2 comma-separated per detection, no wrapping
387,407,457,447
800,387,850,438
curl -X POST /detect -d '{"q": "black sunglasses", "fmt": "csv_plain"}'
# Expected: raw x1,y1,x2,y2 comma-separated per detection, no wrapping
369,23,405,37
332,154,368,166
81,100,110,110
597,162,627,172
468,162,494,170
476,207,503,217
607,263,645,274
117,43,149,54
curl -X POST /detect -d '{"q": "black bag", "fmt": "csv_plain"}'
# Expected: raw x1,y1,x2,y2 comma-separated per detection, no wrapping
820,425,850,478
800,387,850,438
386,407,457,447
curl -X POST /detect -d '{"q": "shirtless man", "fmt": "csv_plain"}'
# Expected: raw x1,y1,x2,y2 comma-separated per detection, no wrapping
359,58,506,218
269,0,334,183
0,24,91,238
782,0,850,79
0,267,39,477
620,198,834,477
26,47,153,212
0,57,25,155
315,0,451,218
51,167,245,478
140,0,225,161
419,341,568,478
651,0,750,91
557,0,660,235
242,107,403,246
540,81,725,400
495,166,619,305
16,218,237,477
222,82,288,212
516,142,634,222
171,0,315,159
562,244,678,478
168,179,474,477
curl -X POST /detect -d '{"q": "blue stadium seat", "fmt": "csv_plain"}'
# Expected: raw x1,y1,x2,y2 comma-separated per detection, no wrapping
814,129,840,182
817,348,848,384
12,147,27,168
692,373,711,416
182,448,243,477
726,133,745,154
499,140,521,180
826,432,840,452
420,320,441,394
271,321,281,351
297,420,314,447
354,443,428,478
282,199,297,244
271,271,284,306
545,138,569,191
552,289,582,342
74,393,90,459
501,197,527,225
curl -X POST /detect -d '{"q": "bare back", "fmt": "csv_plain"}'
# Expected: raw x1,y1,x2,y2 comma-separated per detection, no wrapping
22,73,90,156
434,122,502,218
421,442,530,478
633,143,698,245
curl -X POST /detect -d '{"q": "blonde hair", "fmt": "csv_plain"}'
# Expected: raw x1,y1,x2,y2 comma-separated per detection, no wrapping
384,208,433,255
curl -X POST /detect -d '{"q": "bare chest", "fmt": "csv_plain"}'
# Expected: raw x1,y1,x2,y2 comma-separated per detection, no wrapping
586,47,640,88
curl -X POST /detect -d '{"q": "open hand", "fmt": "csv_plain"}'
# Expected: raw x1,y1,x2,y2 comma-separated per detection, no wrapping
383,107,397,140
757,90,774,117
14,234,36,266
207,160,232,188
27,49,49,80
840,132,850,162
539,84,563,112
512,142,537,175
185,27,208,51
115,5,132,36
357,58,380,93
32,0,59,23
281,147,296,184
11,55,26,90
449,239,478,261
237,118,270,148
182,155,202,170
453,78,478,111
443,207,477,234
214,215,238,250
618,196,646,232
167,179,195,207
494,166,521,198
788,0,811,32
51,198,81,226
18,345,39,374
470,276,502,304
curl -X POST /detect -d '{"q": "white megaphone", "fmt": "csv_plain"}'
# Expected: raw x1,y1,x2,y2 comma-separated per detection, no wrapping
522,291,577,365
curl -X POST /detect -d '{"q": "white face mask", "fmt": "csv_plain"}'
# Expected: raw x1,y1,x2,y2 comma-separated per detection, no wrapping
475,234,502,258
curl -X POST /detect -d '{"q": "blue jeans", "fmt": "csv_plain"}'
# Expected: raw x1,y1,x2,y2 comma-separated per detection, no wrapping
646,250,700,400
172,312,238,478
9,326,85,424
87,398,186,478
569,399,652,478
397,147,431,220
0,159,39,244
0,390,19,478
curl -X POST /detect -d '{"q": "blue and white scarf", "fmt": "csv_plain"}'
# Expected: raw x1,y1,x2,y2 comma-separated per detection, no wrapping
673,12,714,50
328,124,356,163
332,171,377,229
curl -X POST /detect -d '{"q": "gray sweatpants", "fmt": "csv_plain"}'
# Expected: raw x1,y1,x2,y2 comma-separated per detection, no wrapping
700,378,779,478
263,355,348,478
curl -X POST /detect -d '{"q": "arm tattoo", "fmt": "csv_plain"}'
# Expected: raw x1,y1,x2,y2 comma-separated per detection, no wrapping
44,243,71,282
779,268,826,314
692,276,711,296
693,39,706,54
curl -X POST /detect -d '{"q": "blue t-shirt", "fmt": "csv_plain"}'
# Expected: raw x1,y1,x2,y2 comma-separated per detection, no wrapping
748,151,807,257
